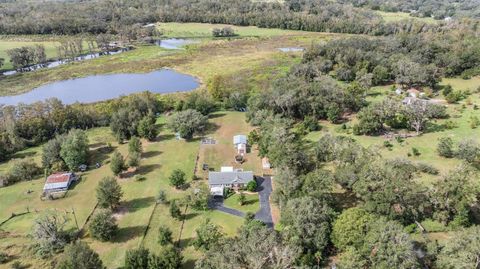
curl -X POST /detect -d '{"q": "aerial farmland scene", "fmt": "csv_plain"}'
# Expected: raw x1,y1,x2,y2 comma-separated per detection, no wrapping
0,0,480,268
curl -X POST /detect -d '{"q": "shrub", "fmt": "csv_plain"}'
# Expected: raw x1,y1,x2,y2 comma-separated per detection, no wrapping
0,252,8,264
57,241,104,269
383,140,393,149
96,176,123,210
169,200,182,219
125,247,149,269
416,163,439,175
302,116,320,132
457,139,480,163
411,147,421,156
7,158,41,184
110,151,125,176
421,219,448,233
158,226,173,246
246,180,257,192
156,190,167,204
238,192,246,206
470,116,480,129
169,169,186,189
437,137,454,158
442,85,453,96
443,120,457,130
89,210,118,241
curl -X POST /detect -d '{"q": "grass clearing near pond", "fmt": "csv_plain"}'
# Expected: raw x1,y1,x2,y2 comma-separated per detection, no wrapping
0,40,59,71
375,10,438,24
157,22,306,38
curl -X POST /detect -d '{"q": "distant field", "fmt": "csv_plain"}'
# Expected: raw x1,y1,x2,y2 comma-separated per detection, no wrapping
0,40,59,71
376,10,438,24
158,22,308,38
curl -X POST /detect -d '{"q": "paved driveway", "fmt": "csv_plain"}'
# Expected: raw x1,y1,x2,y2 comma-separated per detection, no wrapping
209,197,245,217
209,176,274,228
255,176,274,228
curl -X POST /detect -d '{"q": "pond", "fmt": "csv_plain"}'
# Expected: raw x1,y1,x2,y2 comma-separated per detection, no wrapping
0,69,199,106
155,38,198,49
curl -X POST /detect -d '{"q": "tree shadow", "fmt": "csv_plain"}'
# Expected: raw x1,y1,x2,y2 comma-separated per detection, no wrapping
113,225,147,243
182,259,196,269
331,191,359,210
142,150,162,159
137,164,162,175
158,134,175,141
424,122,448,133
203,122,221,135
123,196,156,213
11,151,36,159
183,212,199,220
89,145,116,164
177,237,194,249
208,112,226,119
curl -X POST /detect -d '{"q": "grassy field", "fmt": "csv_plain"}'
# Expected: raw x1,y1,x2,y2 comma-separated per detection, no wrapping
376,10,438,24
0,40,59,71
0,111,261,269
158,22,307,38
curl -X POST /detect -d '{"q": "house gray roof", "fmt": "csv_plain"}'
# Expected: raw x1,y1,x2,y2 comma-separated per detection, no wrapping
233,135,247,145
208,171,253,185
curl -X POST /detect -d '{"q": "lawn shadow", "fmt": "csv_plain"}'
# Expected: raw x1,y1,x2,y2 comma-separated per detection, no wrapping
183,212,199,220
203,122,221,135
158,134,175,141
89,145,116,164
182,259,196,269
208,112,226,119
331,191,359,211
177,237,194,249
142,150,162,159
11,151,36,159
123,196,156,213
113,225,147,243
138,164,162,175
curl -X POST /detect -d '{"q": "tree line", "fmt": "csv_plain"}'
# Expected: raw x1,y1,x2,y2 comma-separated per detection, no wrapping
0,0,476,36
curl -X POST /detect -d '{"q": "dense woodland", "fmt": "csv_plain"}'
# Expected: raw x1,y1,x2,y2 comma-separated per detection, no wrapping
1,0,478,35
340,0,480,19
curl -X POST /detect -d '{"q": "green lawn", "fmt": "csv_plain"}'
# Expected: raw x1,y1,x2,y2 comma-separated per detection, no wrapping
224,193,260,214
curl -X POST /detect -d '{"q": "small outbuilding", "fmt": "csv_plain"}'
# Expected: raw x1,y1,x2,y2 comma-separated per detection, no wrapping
233,135,248,156
43,172,77,194
262,157,271,169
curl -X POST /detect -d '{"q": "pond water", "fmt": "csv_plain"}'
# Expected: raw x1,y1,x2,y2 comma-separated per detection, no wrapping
155,38,197,49
2,48,130,76
278,47,304,52
0,69,199,106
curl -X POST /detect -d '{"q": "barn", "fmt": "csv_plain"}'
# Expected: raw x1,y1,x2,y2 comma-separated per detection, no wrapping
43,172,77,194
